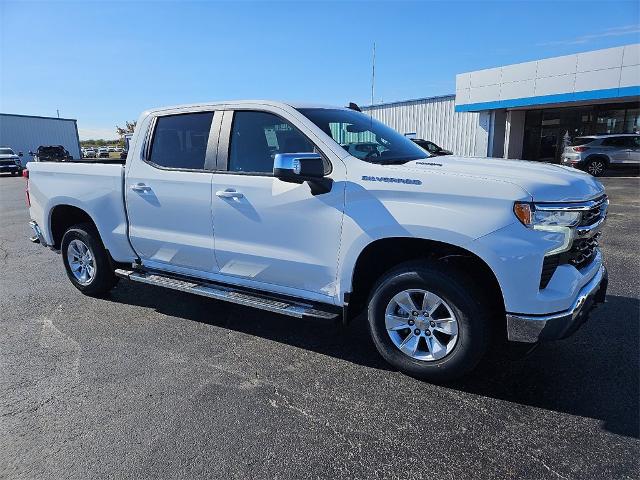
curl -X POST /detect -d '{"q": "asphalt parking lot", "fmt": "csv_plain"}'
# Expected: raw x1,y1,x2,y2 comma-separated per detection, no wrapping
1,173,638,479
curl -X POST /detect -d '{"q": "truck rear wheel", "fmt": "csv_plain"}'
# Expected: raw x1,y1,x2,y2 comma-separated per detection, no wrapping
61,223,118,296
367,261,490,382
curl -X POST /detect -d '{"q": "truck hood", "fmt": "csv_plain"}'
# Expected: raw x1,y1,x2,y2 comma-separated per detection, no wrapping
396,156,605,202
0,154,19,161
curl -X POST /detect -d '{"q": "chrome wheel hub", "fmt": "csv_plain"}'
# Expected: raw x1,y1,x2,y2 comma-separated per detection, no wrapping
385,289,459,361
67,239,95,285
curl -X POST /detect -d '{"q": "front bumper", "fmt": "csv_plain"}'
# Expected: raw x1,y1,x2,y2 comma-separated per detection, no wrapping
506,264,608,343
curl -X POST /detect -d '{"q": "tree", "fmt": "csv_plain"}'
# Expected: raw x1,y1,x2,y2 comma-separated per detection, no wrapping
116,120,137,138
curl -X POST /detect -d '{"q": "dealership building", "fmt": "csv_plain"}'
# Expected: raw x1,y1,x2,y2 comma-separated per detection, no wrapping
363,44,640,162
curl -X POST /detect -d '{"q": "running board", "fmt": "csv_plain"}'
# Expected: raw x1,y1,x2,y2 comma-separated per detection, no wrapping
114,268,339,320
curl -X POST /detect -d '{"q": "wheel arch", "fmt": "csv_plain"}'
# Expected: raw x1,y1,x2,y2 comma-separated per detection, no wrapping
345,237,505,324
49,204,100,250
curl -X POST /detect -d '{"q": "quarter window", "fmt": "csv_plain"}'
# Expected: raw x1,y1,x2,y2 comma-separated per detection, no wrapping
148,112,214,170
228,111,315,174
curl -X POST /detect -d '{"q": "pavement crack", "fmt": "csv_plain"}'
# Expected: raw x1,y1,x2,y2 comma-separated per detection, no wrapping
270,387,360,451
0,241,8,264
523,452,570,480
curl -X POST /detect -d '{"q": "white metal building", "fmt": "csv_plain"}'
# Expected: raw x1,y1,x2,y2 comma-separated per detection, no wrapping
363,44,640,162
362,95,487,157
0,114,81,167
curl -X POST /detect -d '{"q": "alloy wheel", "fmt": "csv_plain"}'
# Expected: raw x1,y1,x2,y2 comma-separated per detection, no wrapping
588,160,605,176
384,289,459,361
67,239,96,285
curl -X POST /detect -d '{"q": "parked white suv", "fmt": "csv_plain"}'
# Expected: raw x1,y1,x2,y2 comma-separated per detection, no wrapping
562,134,640,176
25,101,608,381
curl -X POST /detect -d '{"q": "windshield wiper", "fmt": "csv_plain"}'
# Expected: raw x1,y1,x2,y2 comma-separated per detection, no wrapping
374,158,418,165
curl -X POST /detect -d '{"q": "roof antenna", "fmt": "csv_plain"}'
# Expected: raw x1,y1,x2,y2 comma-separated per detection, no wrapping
371,41,376,109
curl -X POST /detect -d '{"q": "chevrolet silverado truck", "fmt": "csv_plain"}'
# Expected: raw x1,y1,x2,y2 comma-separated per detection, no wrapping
25,101,608,381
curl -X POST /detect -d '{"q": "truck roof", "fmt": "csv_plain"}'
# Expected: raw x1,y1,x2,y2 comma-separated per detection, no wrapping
143,100,348,115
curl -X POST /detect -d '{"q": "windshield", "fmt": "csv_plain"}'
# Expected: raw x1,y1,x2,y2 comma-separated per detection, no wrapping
0,148,15,155
298,108,428,164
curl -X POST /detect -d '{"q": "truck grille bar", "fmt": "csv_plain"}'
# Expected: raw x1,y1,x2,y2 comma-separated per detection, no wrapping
539,195,607,289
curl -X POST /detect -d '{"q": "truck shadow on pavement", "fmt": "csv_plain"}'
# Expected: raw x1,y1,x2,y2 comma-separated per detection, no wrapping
108,285,639,439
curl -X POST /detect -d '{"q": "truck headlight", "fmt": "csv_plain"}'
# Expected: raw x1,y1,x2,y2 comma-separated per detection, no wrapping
532,209,581,228
514,202,581,254
513,202,582,228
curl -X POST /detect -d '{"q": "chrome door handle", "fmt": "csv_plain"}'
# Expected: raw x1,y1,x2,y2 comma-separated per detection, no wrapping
130,183,152,192
216,189,244,199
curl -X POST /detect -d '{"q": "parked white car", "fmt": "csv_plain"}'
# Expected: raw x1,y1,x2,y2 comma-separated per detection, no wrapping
562,134,640,176
25,100,608,381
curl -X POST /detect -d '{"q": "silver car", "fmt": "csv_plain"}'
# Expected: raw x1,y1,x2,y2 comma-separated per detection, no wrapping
562,134,640,176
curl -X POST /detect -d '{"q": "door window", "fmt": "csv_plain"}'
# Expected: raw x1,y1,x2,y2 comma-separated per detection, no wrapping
228,111,314,174
601,137,628,147
148,112,214,170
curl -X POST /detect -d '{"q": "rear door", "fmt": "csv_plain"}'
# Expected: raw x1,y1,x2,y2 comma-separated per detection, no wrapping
625,136,640,164
601,136,630,163
126,110,221,276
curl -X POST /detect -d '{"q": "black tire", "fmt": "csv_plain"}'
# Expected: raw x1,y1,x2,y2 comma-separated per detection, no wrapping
585,157,607,177
61,223,118,296
367,261,490,382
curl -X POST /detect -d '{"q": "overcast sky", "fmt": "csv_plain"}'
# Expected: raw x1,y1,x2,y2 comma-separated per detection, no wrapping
1,0,639,140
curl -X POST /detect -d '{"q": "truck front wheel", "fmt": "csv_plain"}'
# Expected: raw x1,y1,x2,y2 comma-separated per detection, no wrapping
367,261,490,382
61,223,118,296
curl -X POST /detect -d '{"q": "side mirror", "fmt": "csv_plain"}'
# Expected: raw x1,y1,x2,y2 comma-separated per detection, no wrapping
18,152,23,157
28,151,33,156
274,153,332,195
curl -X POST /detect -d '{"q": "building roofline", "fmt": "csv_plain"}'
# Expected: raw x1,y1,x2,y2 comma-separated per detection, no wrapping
362,94,455,110
456,43,640,77
0,113,77,122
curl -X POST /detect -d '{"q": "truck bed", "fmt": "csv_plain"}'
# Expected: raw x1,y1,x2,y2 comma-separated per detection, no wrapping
26,161,136,262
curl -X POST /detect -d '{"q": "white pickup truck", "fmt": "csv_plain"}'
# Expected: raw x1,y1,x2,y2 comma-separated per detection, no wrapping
25,101,608,381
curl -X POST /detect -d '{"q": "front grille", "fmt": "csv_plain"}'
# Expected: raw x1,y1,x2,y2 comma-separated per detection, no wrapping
566,234,600,270
579,197,607,227
539,196,606,289
0,160,16,166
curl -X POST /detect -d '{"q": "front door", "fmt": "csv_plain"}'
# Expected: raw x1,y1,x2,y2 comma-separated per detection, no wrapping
126,110,220,275
211,109,345,300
